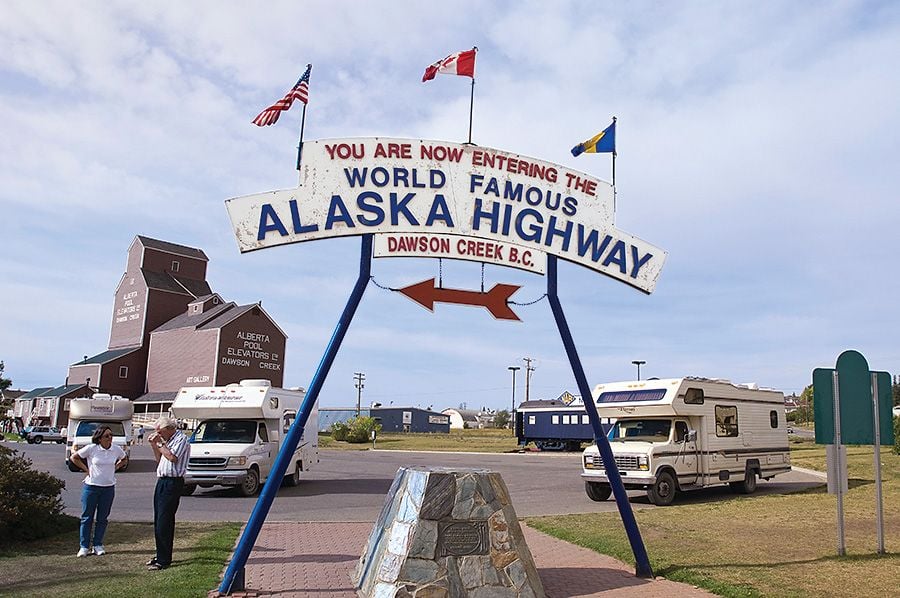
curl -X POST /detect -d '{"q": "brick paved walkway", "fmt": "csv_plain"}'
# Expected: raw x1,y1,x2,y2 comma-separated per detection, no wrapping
237,521,712,597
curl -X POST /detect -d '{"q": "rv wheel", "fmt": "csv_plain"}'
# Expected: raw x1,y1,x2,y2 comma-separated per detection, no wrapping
239,468,260,497
66,460,80,472
585,481,612,502
730,470,758,494
647,471,677,506
283,462,301,487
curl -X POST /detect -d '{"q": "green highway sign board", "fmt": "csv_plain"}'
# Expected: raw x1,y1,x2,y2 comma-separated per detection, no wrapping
813,350,894,445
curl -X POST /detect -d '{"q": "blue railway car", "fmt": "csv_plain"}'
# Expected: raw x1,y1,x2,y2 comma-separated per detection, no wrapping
515,398,613,451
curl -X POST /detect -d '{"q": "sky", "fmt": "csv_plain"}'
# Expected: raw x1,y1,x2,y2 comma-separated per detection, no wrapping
2,1,899,411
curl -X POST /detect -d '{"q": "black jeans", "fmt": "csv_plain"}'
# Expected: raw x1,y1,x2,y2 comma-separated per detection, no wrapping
153,477,184,566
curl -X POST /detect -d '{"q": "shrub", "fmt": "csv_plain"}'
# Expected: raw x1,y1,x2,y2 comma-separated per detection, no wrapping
330,421,349,442
346,416,381,444
0,445,72,546
893,415,899,455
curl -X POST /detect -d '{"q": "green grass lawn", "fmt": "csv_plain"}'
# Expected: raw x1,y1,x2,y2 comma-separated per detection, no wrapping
528,441,899,598
0,520,241,597
319,428,524,452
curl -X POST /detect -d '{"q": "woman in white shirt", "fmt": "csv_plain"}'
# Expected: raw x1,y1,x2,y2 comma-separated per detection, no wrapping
70,425,127,557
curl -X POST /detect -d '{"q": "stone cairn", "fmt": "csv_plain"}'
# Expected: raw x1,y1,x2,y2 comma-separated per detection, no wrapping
352,466,544,598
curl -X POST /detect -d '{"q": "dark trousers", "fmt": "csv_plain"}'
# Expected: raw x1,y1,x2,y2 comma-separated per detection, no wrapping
153,477,183,566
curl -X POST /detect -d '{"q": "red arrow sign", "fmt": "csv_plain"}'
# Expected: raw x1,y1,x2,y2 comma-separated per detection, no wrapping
398,278,521,321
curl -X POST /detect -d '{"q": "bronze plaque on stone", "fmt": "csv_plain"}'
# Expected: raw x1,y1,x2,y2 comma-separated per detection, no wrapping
437,521,488,556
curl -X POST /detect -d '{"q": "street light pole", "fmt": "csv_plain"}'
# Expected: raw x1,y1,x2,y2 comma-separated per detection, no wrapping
508,366,520,430
631,360,645,381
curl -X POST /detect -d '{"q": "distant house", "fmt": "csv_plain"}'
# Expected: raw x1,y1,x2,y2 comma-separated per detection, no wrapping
784,394,799,413
28,383,90,428
13,387,53,427
441,408,496,429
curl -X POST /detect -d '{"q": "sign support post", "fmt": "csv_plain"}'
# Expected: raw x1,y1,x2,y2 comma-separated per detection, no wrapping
546,256,653,578
218,235,374,594
871,373,885,554
831,370,846,556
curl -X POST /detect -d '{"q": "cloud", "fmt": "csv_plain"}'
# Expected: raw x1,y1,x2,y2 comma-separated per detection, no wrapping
2,1,899,408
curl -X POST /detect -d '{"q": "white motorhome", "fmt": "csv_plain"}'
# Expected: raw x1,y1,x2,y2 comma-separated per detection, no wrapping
170,379,318,497
66,394,134,472
581,377,791,506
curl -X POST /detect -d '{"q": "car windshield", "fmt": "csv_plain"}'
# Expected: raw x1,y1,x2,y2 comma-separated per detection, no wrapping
75,421,126,437
193,420,258,444
610,419,672,443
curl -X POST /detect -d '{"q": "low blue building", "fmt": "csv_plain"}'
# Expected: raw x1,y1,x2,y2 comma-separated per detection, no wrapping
318,406,450,434
371,407,450,433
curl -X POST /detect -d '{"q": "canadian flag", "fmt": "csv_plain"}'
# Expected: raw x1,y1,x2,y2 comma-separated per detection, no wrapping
422,48,477,82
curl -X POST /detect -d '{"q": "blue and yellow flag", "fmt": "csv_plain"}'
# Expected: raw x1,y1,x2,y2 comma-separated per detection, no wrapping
571,120,616,157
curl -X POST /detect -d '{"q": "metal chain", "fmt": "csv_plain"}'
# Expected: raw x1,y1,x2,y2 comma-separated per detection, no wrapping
509,293,548,306
369,276,399,292
480,263,485,292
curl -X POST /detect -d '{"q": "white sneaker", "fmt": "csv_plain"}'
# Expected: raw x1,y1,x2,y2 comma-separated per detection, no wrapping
77,547,92,557
93,545,106,556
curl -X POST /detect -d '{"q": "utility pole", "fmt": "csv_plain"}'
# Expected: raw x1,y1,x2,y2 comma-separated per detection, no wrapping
522,357,536,402
508,366,520,431
353,372,365,416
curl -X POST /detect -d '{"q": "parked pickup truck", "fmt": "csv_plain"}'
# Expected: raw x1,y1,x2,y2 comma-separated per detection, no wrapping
22,426,66,444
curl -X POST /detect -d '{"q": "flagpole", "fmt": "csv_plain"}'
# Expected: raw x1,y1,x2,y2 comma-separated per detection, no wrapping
296,103,308,172
611,116,617,212
467,47,477,144
296,64,312,173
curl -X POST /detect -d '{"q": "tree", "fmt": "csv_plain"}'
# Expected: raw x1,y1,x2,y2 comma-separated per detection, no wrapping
493,410,511,429
892,380,900,408
0,361,11,394
799,384,814,424
0,362,13,433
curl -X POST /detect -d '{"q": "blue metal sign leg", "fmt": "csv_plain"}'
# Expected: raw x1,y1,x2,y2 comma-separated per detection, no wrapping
219,234,374,594
546,256,653,578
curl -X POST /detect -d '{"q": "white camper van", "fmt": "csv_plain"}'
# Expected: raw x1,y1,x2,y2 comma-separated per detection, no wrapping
170,379,318,497
581,377,791,506
66,394,134,472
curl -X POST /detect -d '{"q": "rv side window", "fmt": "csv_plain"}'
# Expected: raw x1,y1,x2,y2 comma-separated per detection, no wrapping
528,416,536,425
675,421,689,442
551,415,559,424
770,410,778,428
282,412,295,434
582,414,589,424
684,388,704,404
258,422,269,443
715,406,739,437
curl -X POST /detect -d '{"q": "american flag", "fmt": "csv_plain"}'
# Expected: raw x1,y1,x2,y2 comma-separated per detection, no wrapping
252,64,311,127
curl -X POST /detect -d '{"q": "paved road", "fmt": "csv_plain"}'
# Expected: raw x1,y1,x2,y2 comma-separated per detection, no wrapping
5,440,825,522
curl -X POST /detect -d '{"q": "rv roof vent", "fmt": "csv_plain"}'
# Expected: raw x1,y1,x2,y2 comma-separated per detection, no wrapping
739,382,759,390
240,379,272,387
92,393,112,400
288,387,305,392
